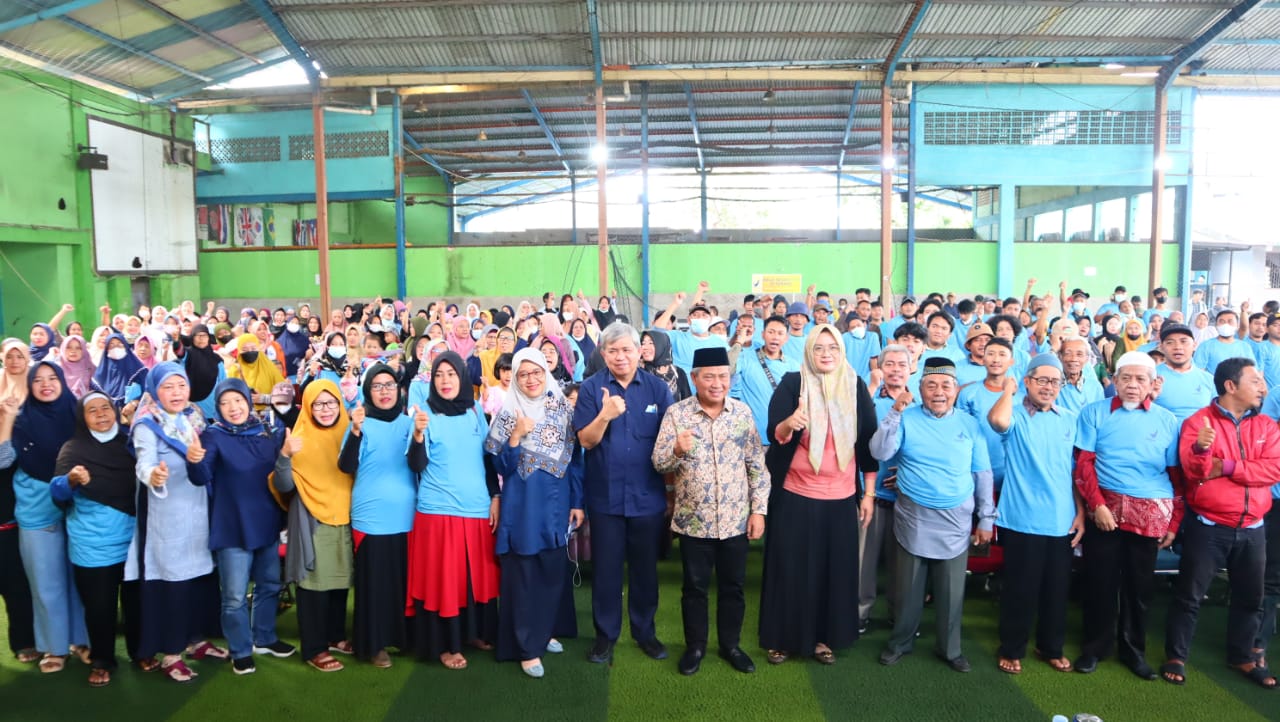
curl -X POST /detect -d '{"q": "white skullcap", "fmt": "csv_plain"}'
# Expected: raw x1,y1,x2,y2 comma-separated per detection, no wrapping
1115,351,1156,372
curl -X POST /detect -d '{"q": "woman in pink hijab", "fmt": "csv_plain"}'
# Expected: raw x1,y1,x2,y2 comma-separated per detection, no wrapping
445,315,476,358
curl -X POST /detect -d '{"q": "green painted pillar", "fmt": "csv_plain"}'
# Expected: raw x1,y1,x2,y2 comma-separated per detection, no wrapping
997,183,1015,298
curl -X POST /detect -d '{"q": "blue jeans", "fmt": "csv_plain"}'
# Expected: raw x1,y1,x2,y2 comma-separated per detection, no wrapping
18,522,87,654
215,545,283,659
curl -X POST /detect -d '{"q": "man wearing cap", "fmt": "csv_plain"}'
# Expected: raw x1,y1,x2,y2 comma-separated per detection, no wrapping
1073,351,1184,679
1193,309,1253,375
813,300,833,328
1057,338,1105,415
872,357,996,673
1162,357,1280,688
958,337,1018,491
987,353,1083,675
842,314,881,384
654,281,730,373
653,347,769,676
954,322,994,387
782,302,813,364
879,297,918,341
1155,323,1215,425
1068,288,1091,320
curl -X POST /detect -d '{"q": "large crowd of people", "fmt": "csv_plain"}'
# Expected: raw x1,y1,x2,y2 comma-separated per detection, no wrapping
0,279,1276,692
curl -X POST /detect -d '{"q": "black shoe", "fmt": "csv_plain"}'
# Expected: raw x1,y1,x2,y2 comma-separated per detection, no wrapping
678,647,704,676
720,647,756,674
638,637,668,661
939,654,971,673
1128,658,1158,681
586,638,614,664
231,656,256,675
879,648,909,666
253,640,296,658
1075,655,1099,674
858,619,870,635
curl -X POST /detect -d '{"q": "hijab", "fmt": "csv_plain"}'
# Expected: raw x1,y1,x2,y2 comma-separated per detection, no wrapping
539,337,573,387
57,335,96,399
134,329,163,370
317,332,350,376
88,326,112,366
1120,318,1147,354
641,329,680,397
93,332,144,404
413,338,449,384
426,351,474,417
269,380,353,523
233,333,285,400
130,362,205,454
29,323,58,362
475,324,502,387
53,392,135,515
361,362,405,422
1097,314,1121,344
568,319,596,361
0,339,32,405
184,324,223,403
484,348,574,479
799,325,859,473
446,316,476,358
13,361,79,480
207,378,273,438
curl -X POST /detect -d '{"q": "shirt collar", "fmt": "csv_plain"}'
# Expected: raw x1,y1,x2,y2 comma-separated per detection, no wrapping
1022,395,1059,416
1212,397,1256,423
1109,396,1153,412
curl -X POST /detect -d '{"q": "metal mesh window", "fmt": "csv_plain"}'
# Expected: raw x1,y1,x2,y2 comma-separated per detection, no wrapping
923,110,1181,146
209,136,281,164
289,131,390,160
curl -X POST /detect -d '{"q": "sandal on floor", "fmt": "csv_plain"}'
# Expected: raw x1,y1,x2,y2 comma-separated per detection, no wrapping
187,641,230,660
468,639,494,651
70,645,91,665
1255,648,1268,670
812,648,835,666
88,668,111,687
440,652,468,670
307,652,344,672
135,657,161,673
161,658,198,683
766,649,789,665
39,655,66,673
15,648,40,664
1161,660,1187,686
328,640,355,655
998,657,1022,675
1234,662,1278,690
1035,650,1072,672
370,650,393,669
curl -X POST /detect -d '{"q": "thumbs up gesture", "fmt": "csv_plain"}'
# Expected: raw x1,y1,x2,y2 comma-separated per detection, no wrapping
351,402,366,435
674,427,695,458
68,465,91,487
1195,416,1216,452
511,407,537,444
185,434,206,463
149,461,169,488
281,428,303,458
600,387,627,421
411,405,429,437
788,396,809,433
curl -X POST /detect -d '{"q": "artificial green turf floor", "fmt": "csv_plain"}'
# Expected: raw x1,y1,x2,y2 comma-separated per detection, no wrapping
1,544,1276,722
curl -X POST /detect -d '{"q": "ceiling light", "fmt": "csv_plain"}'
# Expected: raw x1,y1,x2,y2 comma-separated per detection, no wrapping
1154,154,1172,171
1121,71,1158,78
882,155,897,170
1101,63,1125,70
590,143,608,165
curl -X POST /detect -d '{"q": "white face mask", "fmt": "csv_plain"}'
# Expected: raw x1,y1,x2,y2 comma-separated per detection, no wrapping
273,403,292,415
1114,294,1126,303
107,347,127,361
1072,302,1086,314
327,346,347,359
368,323,383,333
471,329,483,340
689,318,710,335
562,311,575,321
286,322,300,334
1217,324,1237,338
850,326,867,339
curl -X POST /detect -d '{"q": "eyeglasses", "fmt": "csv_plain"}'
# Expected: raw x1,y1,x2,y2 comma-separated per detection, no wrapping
312,400,340,410
811,344,840,356
1027,376,1062,388
517,369,546,382
370,382,397,392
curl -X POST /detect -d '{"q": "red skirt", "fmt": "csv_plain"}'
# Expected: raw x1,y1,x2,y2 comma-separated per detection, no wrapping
406,513,500,618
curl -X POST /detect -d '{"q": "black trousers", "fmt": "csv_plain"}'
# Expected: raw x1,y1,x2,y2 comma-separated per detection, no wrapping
296,588,349,661
1257,504,1280,655
1080,520,1159,663
679,534,748,652
997,528,1072,660
0,527,34,654
1165,518,1266,666
72,563,141,670
588,511,663,643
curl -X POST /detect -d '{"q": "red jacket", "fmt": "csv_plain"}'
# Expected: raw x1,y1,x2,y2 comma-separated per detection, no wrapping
1178,402,1280,528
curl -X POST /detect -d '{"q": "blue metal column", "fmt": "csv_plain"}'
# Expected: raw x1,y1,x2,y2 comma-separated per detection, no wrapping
906,92,917,296
699,171,708,242
392,93,407,297
640,81,652,325
835,173,842,240
1177,89,1197,311
570,172,578,244
997,183,1016,298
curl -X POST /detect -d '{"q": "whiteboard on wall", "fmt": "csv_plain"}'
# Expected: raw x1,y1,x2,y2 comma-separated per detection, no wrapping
88,118,197,274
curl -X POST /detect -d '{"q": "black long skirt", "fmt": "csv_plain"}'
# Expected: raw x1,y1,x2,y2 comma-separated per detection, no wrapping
410,597,498,659
352,532,408,659
496,548,575,662
758,487,861,653
136,573,221,658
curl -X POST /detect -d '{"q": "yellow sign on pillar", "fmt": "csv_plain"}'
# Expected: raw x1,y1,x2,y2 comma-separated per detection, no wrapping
751,274,803,295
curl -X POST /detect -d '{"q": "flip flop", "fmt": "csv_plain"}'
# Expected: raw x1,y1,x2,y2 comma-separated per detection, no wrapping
329,640,355,655
306,652,344,672
187,641,230,660
440,652,468,670
1035,649,1072,672
39,655,65,674
1234,662,1277,690
1161,660,1186,686
70,645,91,665
998,657,1022,675
88,668,111,687
15,648,39,664
161,659,198,683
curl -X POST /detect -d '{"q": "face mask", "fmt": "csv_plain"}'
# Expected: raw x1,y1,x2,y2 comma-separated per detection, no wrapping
850,326,867,339
689,318,710,335
1072,302,1086,314
562,311,574,322
286,322,300,334
368,323,383,333
327,346,347,359
1217,324,1236,338
273,403,292,415
1126,332,1142,340
240,350,260,364
90,425,119,443
107,347,127,361
471,329,483,341
217,336,232,346
1114,294,1126,303
1155,295,1168,304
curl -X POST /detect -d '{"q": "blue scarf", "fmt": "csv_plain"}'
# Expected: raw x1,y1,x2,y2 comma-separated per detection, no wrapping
12,361,79,481
130,362,205,455
93,332,145,404
205,378,278,440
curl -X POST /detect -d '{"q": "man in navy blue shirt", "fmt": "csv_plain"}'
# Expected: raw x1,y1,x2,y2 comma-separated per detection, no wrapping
574,321,675,664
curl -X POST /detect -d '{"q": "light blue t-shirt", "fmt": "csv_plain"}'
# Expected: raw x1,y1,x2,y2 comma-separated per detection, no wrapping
1143,308,1173,326
730,350,800,446
1155,364,1215,425
670,332,729,374
952,316,978,349
957,381,1019,488
996,403,1078,536
347,414,418,535
870,391,908,501
954,358,987,388
1245,338,1280,390
782,333,808,366
921,345,965,367
13,467,62,530
842,331,881,383
1057,373,1105,415
1193,337,1254,375
892,406,991,509
1075,399,1179,499
417,403,491,519
51,476,134,567
1259,389,1280,500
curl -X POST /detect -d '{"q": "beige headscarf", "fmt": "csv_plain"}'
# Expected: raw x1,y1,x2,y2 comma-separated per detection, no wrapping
0,339,32,404
799,324,858,473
